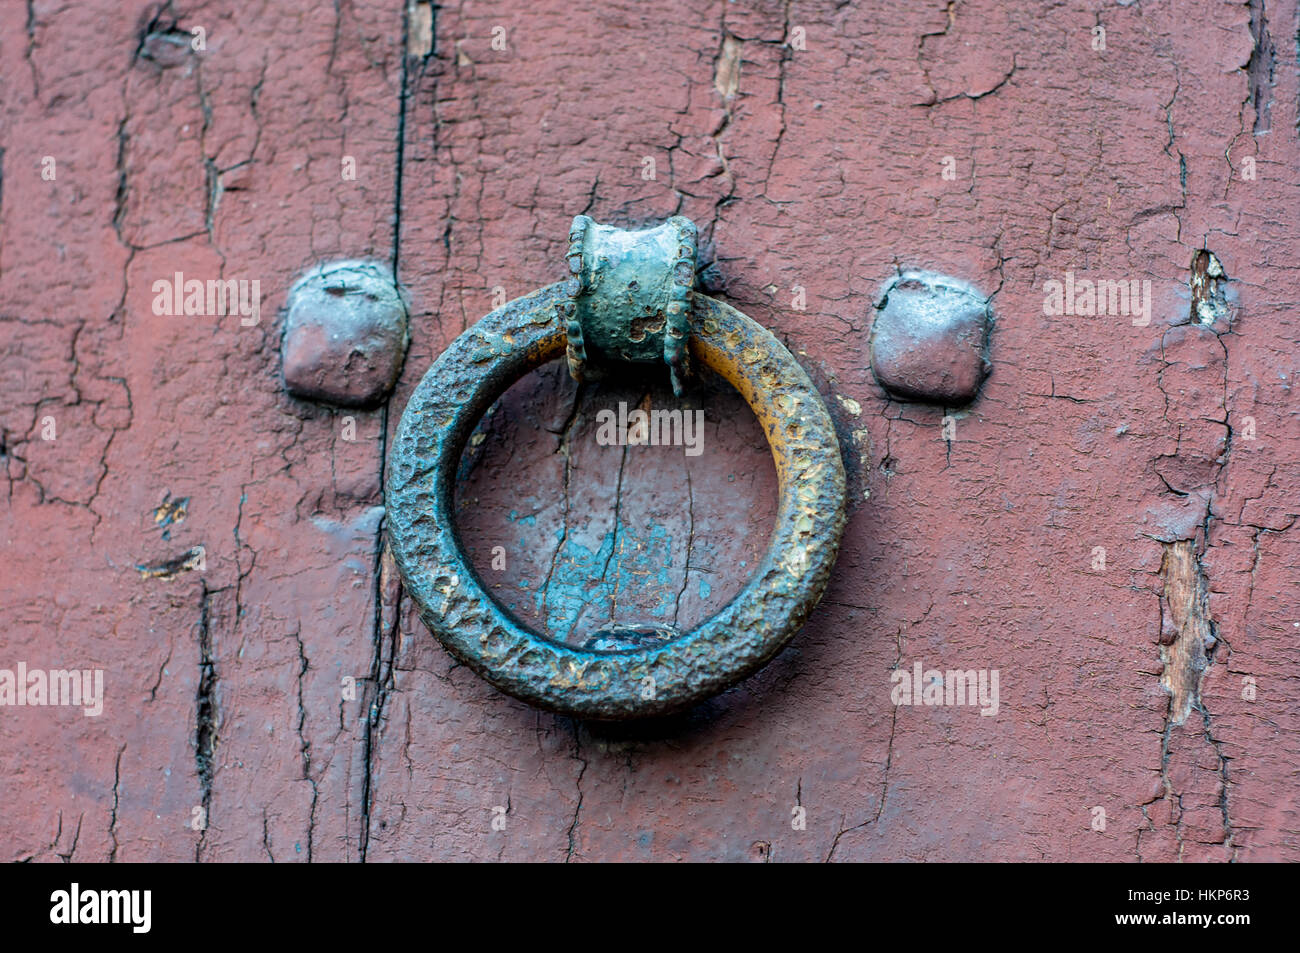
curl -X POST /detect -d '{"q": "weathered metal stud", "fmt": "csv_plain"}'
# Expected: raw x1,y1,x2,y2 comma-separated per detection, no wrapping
869,270,992,405
386,216,847,719
281,260,410,408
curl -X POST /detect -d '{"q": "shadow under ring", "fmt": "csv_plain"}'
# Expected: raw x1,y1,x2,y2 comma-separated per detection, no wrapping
386,282,847,719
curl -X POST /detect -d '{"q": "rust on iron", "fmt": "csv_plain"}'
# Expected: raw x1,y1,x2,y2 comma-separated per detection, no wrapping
386,217,847,719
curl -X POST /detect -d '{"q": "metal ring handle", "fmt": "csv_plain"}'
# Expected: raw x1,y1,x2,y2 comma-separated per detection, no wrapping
387,284,847,719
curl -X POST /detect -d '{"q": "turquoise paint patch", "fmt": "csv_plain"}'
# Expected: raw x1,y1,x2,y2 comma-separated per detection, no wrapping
533,531,615,637
532,520,680,637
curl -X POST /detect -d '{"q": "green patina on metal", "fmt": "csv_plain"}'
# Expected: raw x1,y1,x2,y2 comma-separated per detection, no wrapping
561,215,696,395
386,217,847,719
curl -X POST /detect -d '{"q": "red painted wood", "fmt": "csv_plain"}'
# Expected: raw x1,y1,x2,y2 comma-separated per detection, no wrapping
2,0,1296,861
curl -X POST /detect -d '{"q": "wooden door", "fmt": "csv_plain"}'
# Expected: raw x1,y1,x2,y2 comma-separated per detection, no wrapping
2,0,1296,861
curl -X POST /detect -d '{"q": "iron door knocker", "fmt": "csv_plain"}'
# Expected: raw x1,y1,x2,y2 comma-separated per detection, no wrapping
387,216,847,718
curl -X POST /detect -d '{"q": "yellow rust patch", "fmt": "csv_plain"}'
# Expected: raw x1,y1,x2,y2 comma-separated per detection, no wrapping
153,495,188,528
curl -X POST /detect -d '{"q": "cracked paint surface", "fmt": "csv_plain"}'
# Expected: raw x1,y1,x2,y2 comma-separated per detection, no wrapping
2,0,1299,861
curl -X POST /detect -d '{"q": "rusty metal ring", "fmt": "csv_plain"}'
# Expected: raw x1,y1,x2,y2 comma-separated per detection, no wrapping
387,282,846,719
